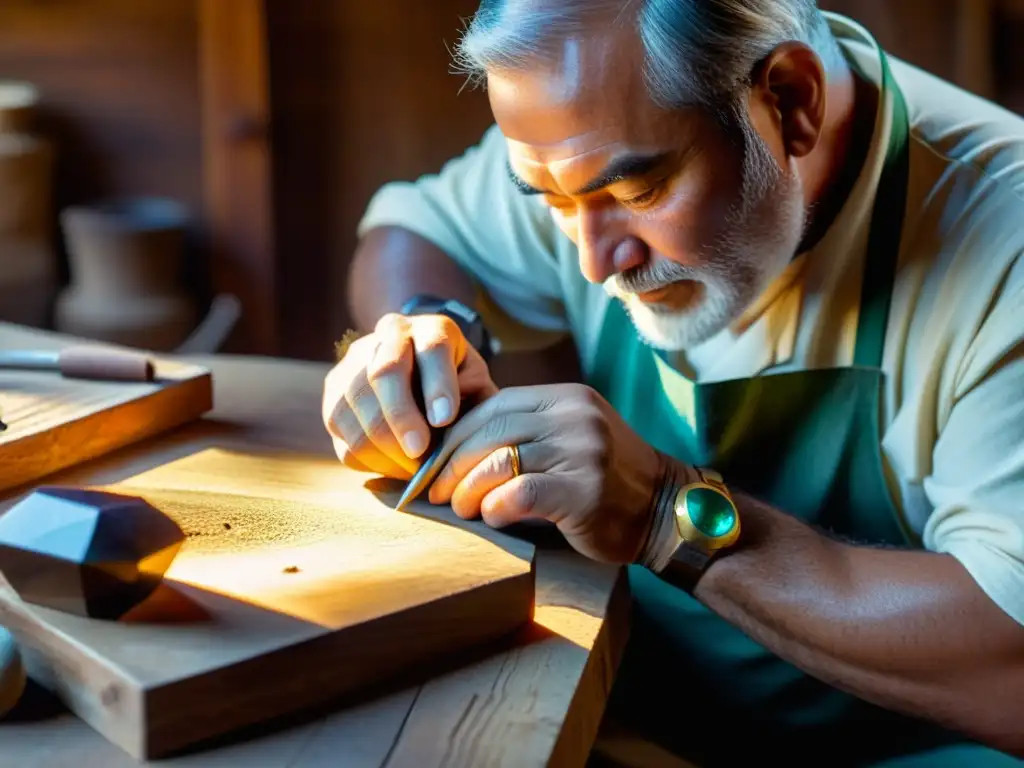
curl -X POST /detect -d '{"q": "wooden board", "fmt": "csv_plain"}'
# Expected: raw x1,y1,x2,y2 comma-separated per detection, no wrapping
0,356,213,495
0,448,536,761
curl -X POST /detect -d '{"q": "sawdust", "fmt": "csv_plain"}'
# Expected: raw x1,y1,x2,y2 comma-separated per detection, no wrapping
142,490,380,555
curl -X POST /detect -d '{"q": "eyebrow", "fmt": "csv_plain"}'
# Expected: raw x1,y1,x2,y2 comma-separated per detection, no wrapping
506,152,673,197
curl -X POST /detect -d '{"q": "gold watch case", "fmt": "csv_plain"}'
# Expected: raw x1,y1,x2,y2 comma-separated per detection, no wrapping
674,468,741,555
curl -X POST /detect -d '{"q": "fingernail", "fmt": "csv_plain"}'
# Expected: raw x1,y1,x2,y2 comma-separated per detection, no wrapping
430,397,452,425
402,431,426,457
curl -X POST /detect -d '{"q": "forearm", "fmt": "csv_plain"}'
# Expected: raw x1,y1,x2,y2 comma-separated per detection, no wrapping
655,462,1024,754
347,225,477,331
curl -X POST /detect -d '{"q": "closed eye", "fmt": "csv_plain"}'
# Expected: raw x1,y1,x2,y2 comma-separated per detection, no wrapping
621,187,661,209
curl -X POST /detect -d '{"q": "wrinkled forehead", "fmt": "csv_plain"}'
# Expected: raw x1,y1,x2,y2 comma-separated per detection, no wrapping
484,25,698,189
488,28,655,148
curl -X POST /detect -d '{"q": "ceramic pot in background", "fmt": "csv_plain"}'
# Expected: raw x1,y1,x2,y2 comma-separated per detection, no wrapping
55,198,198,351
0,81,58,328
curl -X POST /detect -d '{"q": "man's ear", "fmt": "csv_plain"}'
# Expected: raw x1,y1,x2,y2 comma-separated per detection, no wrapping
749,41,827,159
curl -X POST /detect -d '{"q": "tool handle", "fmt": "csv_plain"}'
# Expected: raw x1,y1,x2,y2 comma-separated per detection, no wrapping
58,346,155,382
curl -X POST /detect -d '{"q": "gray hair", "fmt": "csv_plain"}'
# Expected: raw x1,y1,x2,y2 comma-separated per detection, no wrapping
452,0,844,112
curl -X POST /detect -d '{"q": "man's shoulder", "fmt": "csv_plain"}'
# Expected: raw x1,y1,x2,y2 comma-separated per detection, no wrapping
883,59,1024,412
894,55,1024,222
891,57,1024,300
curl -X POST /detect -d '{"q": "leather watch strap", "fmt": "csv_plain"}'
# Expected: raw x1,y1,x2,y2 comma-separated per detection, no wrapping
659,543,712,594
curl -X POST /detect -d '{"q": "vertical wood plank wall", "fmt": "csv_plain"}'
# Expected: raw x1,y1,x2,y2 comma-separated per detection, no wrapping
266,0,496,360
199,0,277,355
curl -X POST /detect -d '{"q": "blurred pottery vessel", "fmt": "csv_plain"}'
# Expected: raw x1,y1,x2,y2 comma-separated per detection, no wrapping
56,197,198,351
0,81,58,328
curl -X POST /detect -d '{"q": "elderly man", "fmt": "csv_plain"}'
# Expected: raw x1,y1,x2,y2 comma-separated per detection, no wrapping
323,2,1024,764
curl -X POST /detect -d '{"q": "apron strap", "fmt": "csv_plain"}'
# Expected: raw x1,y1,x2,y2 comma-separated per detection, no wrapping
853,50,912,369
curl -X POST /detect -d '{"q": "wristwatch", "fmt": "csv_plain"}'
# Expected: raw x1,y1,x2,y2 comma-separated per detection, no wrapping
660,468,742,591
400,294,499,363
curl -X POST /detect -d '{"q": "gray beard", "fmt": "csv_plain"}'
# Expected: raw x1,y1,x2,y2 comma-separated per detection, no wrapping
605,106,808,352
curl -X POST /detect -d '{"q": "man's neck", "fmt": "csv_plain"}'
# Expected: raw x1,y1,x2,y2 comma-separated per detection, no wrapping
795,60,880,255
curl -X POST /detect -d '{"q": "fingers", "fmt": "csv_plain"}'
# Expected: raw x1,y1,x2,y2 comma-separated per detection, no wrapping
366,317,429,459
345,382,419,476
442,442,541,519
441,385,561,451
323,332,416,477
331,390,413,479
427,412,554,504
410,315,465,428
437,441,558,528
480,473,566,529
331,435,403,478
321,310,495,480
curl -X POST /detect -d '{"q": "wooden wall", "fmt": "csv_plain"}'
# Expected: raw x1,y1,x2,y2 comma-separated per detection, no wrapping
266,0,495,360
0,0,203,289
1,1,1021,360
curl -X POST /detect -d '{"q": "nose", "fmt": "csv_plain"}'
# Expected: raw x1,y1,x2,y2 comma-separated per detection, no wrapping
576,208,648,284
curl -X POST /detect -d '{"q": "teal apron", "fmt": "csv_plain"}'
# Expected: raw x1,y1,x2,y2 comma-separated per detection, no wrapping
586,47,1021,767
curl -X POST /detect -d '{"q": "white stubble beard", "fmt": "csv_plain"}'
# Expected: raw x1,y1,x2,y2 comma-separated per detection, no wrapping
603,116,809,352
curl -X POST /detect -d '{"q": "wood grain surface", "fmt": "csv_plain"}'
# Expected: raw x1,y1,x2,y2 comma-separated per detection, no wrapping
0,450,536,760
0,322,630,768
0,324,213,494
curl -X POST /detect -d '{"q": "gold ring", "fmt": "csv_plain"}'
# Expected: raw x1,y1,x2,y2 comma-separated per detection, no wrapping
508,444,522,478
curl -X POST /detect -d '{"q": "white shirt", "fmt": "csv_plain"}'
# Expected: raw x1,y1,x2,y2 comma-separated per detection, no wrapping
357,14,1024,627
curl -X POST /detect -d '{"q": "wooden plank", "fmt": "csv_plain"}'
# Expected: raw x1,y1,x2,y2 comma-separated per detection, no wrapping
0,326,212,495
198,0,277,355
0,448,536,760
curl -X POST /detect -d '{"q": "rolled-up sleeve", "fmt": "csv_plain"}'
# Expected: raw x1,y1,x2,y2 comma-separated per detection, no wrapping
923,280,1024,626
358,124,571,349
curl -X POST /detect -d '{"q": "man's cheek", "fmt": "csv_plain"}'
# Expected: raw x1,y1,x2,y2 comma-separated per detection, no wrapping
646,184,735,264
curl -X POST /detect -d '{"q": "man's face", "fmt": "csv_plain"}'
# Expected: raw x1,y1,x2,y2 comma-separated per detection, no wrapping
488,29,809,351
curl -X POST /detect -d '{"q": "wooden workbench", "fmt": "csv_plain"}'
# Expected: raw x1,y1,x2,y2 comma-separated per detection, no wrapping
0,322,631,767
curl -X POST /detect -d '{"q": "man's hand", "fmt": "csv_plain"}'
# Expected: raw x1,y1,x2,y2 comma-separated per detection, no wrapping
426,383,669,564
322,312,498,479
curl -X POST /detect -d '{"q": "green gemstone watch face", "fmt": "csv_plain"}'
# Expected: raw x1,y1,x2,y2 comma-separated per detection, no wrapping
686,487,737,538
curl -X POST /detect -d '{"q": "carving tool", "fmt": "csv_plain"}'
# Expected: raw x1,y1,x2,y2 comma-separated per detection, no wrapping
394,429,457,512
394,362,452,512
0,346,155,382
